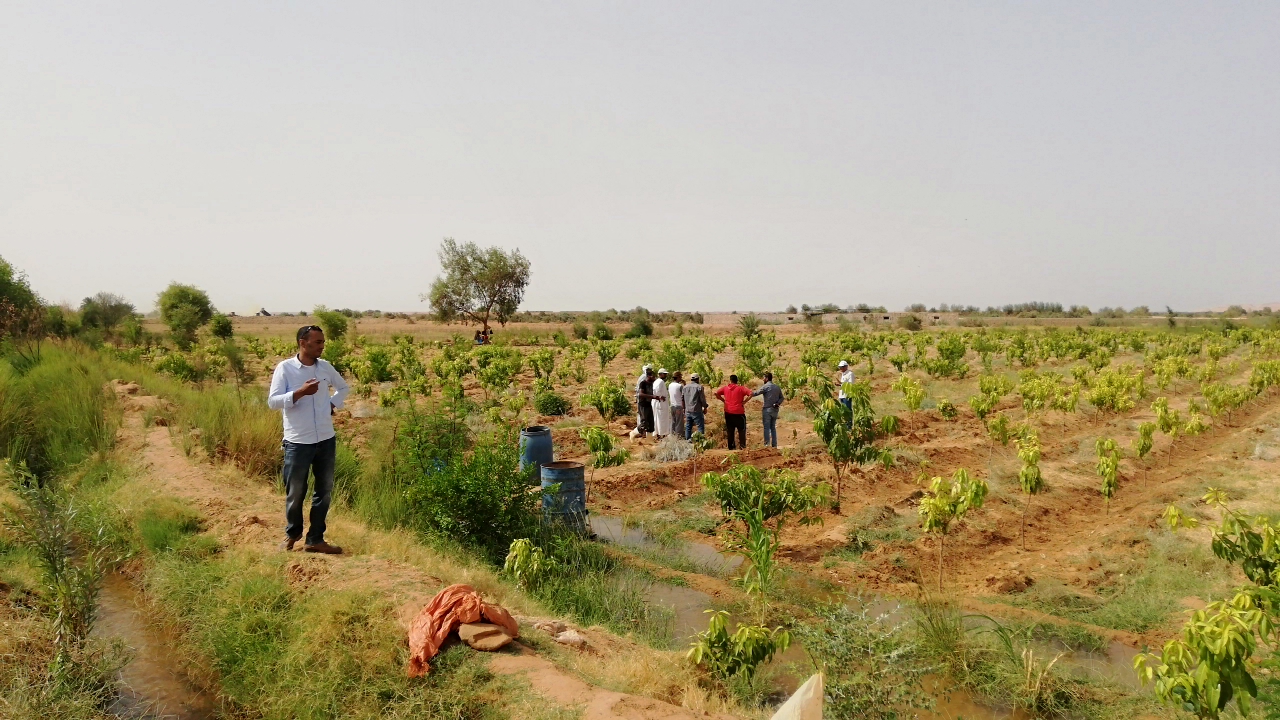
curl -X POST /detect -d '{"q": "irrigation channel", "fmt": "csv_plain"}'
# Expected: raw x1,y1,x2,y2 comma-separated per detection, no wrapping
93,574,215,720
589,515,1141,720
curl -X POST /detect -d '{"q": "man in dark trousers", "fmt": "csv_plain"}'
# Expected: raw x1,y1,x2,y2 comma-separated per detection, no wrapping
715,374,752,450
747,371,784,448
267,325,350,553
636,367,662,438
681,372,708,439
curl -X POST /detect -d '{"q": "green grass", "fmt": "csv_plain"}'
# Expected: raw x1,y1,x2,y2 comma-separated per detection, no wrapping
107,362,282,477
138,501,200,548
0,344,120,479
999,530,1235,633
143,546,540,719
911,596,1154,719
827,506,918,561
530,533,675,647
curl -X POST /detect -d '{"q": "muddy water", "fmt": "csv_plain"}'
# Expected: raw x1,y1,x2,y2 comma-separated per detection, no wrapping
592,515,1139,717
94,575,215,720
591,515,743,573
646,583,720,642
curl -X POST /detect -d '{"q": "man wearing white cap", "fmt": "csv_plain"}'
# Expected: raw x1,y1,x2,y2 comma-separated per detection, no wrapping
652,368,671,438
636,364,652,430
837,360,856,414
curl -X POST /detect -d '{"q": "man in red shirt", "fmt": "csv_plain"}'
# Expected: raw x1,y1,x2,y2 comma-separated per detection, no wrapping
715,374,753,450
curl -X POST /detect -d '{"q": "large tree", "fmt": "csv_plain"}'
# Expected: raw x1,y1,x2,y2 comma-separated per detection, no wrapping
0,256,45,364
79,292,136,332
0,256,40,311
157,282,214,348
423,238,531,334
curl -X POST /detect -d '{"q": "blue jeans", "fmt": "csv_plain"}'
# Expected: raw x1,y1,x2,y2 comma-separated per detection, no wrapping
762,407,779,447
282,437,336,544
839,397,853,428
685,411,705,440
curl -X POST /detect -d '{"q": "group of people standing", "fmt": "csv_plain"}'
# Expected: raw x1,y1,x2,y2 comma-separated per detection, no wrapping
633,365,789,450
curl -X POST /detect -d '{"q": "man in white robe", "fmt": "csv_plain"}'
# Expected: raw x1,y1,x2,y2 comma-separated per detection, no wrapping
652,368,671,437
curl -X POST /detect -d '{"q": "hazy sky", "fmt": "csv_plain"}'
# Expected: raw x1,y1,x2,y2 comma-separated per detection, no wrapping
2,2,1277,314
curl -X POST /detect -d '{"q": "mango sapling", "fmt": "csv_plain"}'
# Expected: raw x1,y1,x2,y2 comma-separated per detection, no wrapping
1134,421,1155,460
918,468,989,591
579,426,629,500
892,373,925,411
1095,437,1122,513
1016,429,1045,551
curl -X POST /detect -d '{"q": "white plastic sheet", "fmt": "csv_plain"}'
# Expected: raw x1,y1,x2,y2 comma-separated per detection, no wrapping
769,672,823,720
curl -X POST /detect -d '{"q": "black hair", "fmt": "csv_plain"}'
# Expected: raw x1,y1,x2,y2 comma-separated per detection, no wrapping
763,371,773,381
296,325,323,343
729,374,739,383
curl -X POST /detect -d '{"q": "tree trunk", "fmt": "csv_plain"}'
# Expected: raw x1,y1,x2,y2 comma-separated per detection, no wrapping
938,535,945,592
1021,494,1032,551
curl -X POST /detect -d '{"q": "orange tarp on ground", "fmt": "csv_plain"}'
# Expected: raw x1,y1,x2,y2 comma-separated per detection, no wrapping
407,583,520,676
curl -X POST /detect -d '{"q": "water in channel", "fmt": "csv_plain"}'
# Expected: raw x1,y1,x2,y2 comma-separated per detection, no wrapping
94,574,215,720
590,514,1140,720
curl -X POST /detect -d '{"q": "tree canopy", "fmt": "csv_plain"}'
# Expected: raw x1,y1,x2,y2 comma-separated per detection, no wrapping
157,282,214,348
423,238,530,333
79,292,136,331
0,256,40,311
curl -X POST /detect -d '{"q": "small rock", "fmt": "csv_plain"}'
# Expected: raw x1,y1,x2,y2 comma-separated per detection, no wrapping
896,489,924,506
985,572,1034,594
458,623,514,651
553,629,587,648
534,620,567,635
152,416,169,427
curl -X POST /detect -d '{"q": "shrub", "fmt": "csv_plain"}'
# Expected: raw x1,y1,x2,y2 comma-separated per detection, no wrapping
591,322,613,340
154,352,205,383
312,307,349,341
352,345,394,384
0,347,119,478
400,410,539,563
937,399,958,420
792,601,932,719
580,376,631,422
580,426,629,468
534,391,571,416
209,313,234,340
898,314,923,331
625,317,653,338
571,322,588,340
78,292,135,333
689,610,788,683
651,435,694,462
157,283,214,348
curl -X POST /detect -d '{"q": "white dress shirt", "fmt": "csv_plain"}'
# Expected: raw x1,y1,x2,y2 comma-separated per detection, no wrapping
267,355,350,444
837,370,856,398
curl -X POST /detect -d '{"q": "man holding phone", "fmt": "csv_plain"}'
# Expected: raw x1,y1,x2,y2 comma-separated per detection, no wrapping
267,325,350,553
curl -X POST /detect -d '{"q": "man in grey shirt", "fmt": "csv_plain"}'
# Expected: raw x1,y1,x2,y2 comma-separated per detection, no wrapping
681,373,709,440
747,371,784,448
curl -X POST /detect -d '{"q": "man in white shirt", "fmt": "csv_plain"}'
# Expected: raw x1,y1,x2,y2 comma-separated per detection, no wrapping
652,369,671,438
267,325,350,553
837,360,856,415
668,371,685,441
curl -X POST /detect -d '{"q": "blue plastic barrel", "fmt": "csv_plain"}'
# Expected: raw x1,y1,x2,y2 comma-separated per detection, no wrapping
519,425,554,477
541,461,588,534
